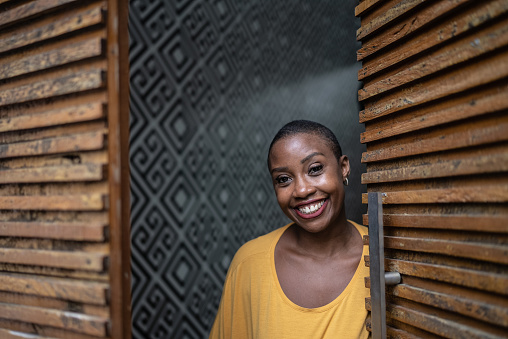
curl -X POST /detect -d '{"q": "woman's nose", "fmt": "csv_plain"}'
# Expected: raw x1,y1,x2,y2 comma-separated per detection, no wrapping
293,176,315,198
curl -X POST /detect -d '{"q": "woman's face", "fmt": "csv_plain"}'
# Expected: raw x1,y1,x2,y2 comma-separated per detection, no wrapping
268,133,350,233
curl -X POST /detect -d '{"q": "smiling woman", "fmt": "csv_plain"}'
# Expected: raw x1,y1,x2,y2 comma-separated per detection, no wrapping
209,120,369,339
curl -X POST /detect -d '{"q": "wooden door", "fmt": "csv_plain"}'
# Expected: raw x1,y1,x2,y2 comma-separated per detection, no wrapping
356,0,508,337
0,1,131,338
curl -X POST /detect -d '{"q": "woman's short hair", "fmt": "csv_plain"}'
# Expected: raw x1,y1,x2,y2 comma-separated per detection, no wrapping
267,120,343,168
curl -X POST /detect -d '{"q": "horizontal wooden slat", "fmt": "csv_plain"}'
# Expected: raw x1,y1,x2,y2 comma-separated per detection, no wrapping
0,328,55,339
0,5,104,54
357,0,468,60
0,132,104,159
360,49,508,123
362,185,508,204
362,116,508,162
0,302,108,337
0,38,104,80
0,221,106,241
384,236,508,264
0,164,104,184
0,102,105,133
358,0,508,80
0,248,106,271
387,259,508,294
0,0,78,28
0,272,108,304
392,284,508,327
362,214,508,233
0,194,106,211
356,0,426,40
359,20,508,101
387,304,500,338
362,152,508,183
355,0,383,17
0,69,105,107
361,83,508,143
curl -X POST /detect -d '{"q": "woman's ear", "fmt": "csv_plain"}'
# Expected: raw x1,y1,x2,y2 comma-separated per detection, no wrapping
340,155,350,180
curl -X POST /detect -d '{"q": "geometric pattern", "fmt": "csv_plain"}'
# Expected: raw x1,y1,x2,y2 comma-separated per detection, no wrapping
129,0,364,337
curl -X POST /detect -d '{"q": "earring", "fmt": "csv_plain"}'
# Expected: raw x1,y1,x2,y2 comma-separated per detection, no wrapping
344,177,349,186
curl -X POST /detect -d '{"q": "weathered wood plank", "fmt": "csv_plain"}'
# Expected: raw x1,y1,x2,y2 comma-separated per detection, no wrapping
387,259,508,294
384,236,508,264
362,185,508,204
362,117,508,162
388,304,504,338
0,69,105,107
0,6,104,54
357,0,427,40
0,221,106,241
0,0,79,28
360,49,508,122
357,0,468,60
0,248,106,271
0,272,108,304
0,328,55,339
355,0,383,17
0,102,104,133
359,21,508,101
386,326,423,339
392,284,508,327
0,302,108,337
358,0,508,80
361,84,508,143
0,38,103,80
0,194,106,211
0,132,104,159
0,164,104,184
362,152,508,183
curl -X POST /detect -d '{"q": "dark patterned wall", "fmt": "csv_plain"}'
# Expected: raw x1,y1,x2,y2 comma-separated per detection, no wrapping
128,1,363,337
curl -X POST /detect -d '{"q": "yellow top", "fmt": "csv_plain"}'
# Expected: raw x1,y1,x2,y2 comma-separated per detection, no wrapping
209,221,370,339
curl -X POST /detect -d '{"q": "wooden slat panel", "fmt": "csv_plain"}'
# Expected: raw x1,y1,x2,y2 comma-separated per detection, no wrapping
0,5,105,54
384,236,508,264
0,132,104,159
387,259,508,295
0,220,106,241
0,273,108,304
0,69,105,107
362,214,508,233
362,152,508,183
359,20,508,101
357,0,469,60
0,303,108,337
360,49,508,123
358,0,508,80
355,0,383,17
0,194,106,211
0,0,79,28
0,248,106,271
0,38,104,80
392,284,508,327
0,328,55,339
0,102,105,133
0,164,104,184
361,83,508,143
356,0,426,40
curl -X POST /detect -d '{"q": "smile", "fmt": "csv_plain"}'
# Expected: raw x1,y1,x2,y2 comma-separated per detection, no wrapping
294,199,328,219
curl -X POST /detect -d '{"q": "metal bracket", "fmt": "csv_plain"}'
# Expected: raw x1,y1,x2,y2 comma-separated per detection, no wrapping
368,192,401,339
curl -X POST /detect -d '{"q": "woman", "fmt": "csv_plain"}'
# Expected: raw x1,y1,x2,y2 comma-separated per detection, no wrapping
210,120,369,338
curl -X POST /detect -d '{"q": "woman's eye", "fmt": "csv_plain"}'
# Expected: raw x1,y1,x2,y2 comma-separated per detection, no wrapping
275,176,291,185
309,165,323,175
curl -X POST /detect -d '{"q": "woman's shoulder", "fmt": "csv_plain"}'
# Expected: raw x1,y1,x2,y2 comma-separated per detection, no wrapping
228,223,292,272
348,219,368,236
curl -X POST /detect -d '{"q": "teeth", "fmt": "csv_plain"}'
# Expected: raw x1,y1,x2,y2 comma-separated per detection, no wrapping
298,200,324,214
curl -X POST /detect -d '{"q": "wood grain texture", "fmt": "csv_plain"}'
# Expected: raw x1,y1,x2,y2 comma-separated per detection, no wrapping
355,0,383,17
0,194,106,211
0,221,106,241
0,0,79,28
0,164,104,184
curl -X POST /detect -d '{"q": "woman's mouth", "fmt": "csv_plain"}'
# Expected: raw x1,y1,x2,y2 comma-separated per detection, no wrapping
294,199,328,219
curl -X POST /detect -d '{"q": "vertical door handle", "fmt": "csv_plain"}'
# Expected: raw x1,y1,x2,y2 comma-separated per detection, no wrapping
368,192,401,339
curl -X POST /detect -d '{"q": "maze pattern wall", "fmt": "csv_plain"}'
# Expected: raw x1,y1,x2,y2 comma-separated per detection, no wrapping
128,1,363,337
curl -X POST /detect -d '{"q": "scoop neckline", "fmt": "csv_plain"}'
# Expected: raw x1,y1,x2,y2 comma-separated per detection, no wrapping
270,221,366,313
